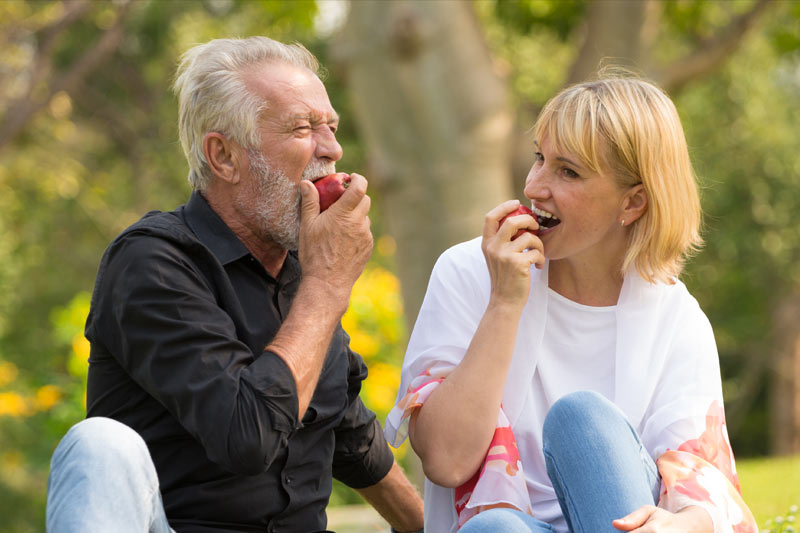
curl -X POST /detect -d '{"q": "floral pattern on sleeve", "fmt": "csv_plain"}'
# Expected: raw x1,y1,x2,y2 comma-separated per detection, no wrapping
657,401,757,533
384,364,533,528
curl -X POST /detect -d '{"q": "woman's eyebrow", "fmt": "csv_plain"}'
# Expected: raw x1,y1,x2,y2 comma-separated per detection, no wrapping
534,139,585,170
556,156,583,169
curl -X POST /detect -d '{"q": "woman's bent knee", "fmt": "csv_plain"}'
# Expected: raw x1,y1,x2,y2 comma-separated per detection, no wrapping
543,391,622,444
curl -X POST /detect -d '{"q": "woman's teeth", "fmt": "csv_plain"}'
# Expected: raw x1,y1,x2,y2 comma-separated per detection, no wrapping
532,206,560,228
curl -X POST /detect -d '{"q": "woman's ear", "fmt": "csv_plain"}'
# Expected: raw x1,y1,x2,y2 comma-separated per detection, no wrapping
620,183,648,226
203,132,241,184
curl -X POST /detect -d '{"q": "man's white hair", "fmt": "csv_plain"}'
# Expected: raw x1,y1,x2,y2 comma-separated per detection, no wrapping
172,37,320,191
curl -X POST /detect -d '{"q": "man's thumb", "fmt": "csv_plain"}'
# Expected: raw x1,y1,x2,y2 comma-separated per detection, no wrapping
299,180,320,218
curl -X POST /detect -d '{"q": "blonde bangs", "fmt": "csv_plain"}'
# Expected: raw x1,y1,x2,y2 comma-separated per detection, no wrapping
534,88,606,174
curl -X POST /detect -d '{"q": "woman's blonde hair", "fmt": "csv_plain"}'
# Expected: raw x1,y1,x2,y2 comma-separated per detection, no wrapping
534,74,703,283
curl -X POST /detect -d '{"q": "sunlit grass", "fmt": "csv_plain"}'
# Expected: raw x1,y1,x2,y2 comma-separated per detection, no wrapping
738,454,800,527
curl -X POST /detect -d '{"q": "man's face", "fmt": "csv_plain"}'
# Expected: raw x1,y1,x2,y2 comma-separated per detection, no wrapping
235,62,342,248
240,152,333,250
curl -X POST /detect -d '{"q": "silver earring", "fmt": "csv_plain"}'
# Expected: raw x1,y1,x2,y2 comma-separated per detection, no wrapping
621,219,626,227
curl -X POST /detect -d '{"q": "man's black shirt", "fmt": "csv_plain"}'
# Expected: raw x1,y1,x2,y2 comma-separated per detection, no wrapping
85,191,394,533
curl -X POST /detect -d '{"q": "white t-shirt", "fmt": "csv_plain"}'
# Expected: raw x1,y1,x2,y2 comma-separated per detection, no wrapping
523,290,616,527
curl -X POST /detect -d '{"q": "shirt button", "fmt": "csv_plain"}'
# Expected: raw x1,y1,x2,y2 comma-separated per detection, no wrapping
285,476,292,484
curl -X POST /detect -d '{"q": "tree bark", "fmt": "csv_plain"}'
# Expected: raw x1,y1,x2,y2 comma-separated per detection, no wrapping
0,0,130,152
770,291,800,455
653,0,775,93
339,0,513,324
567,0,653,85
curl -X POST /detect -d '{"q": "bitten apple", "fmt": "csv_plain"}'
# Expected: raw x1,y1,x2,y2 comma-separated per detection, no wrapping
312,173,351,212
499,205,537,240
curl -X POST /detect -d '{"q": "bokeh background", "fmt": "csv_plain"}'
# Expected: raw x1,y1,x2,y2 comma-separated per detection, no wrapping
1,1,799,531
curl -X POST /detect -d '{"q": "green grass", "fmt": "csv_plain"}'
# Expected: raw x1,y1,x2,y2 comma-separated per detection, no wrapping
738,454,800,527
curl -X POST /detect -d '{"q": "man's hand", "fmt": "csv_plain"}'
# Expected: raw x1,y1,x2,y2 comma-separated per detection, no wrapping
267,174,373,420
355,461,424,532
298,173,373,313
613,504,713,533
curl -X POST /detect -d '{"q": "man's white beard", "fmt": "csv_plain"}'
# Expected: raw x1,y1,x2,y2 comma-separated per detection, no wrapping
244,151,335,250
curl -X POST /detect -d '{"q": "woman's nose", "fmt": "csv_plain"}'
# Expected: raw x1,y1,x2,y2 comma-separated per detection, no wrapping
524,165,547,199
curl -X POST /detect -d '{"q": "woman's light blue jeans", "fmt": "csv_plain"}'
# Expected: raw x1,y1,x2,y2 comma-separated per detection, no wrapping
46,417,175,533
460,391,660,533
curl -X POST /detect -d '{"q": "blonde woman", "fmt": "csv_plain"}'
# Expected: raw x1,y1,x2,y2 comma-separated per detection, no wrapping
385,77,757,533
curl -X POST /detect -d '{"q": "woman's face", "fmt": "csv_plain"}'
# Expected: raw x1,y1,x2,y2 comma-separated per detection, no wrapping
523,136,631,270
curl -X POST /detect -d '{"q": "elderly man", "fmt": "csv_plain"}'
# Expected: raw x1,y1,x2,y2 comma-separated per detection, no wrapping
45,37,424,533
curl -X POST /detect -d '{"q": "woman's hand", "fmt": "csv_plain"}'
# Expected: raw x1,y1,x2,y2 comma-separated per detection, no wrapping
613,505,713,533
481,200,543,309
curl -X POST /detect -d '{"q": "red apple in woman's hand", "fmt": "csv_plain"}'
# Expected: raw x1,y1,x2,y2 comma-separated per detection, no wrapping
312,173,351,212
499,205,537,239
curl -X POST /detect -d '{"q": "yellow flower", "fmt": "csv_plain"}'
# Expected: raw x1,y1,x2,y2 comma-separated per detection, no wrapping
72,333,90,360
341,310,358,333
362,362,401,417
1,451,23,469
0,361,18,387
348,330,379,359
68,333,90,379
34,385,62,411
376,235,397,257
0,392,32,417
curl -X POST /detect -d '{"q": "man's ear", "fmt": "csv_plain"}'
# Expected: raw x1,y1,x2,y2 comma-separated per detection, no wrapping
620,183,648,226
203,132,241,184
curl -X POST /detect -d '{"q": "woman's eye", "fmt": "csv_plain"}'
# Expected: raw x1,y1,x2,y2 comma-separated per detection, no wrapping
534,151,544,163
561,167,579,178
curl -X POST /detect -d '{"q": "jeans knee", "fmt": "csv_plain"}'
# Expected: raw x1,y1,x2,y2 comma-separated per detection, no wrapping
54,417,150,471
543,391,621,450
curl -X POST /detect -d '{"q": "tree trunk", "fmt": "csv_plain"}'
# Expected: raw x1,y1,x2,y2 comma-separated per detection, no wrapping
339,0,513,325
771,291,800,455
567,0,653,85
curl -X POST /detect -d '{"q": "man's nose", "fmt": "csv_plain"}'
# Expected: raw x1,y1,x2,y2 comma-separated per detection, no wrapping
315,127,343,162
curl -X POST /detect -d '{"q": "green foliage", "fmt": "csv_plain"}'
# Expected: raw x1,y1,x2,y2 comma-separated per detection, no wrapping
492,0,587,41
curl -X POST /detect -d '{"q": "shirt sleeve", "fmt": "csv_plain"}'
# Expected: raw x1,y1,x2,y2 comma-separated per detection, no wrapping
639,302,757,533
331,345,394,489
87,232,300,475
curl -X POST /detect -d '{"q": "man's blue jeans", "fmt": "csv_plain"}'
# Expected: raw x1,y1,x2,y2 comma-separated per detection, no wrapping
460,391,661,532
46,417,174,533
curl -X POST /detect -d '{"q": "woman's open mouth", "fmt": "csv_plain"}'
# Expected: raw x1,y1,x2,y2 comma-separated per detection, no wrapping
533,206,561,231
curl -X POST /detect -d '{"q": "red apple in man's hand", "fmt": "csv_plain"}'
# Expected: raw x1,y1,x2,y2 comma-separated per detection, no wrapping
499,205,537,240
312,173,351,212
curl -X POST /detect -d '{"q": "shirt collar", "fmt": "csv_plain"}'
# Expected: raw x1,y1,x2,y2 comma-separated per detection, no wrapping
183,191,302,285
184,190,251,266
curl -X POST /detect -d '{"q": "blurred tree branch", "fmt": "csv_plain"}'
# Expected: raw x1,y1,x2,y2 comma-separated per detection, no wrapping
0,0,131,152
654,0,775,92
